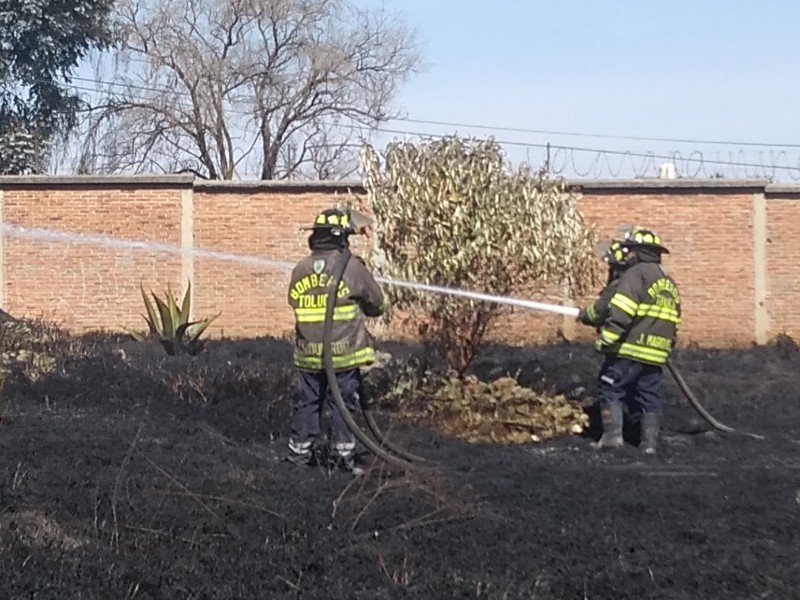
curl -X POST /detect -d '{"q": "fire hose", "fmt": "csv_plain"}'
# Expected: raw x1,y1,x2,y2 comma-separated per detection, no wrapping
361,277,758,437
664,361,764,440
539,303,763,440
323,252,762,469
323,247,429,471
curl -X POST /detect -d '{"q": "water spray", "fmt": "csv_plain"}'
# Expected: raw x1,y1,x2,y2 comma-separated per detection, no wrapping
0,223,298,272
0,223,580,316
375,276,581,317
0,222,757,447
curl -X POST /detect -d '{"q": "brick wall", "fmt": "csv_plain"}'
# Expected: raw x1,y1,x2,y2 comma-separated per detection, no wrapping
574,184,759,346
0,175,794,347
191,183,360,337
763,187,800,341
0,178,185,332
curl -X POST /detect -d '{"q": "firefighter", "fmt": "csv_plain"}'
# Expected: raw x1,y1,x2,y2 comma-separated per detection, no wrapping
577,237,631,443
577,238,632,329
286,207,387,474
580,227,681,454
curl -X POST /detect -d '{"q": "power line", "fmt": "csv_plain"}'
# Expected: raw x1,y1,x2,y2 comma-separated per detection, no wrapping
364,124,800,173
70,72,800,150
387,116,800,149
51,74,800,179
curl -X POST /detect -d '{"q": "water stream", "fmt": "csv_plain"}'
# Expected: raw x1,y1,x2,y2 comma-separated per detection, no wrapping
0,223,578,317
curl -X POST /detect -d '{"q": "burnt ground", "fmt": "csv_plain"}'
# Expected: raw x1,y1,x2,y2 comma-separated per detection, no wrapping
0,322,798,600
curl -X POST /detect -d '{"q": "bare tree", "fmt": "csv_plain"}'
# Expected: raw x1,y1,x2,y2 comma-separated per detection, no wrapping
80,0,420,179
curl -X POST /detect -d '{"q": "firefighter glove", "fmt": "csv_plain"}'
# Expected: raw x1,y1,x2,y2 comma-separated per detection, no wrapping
370,248,387,270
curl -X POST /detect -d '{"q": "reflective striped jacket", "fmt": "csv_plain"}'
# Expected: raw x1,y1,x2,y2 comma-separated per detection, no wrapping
288,249,387,371
596,262,681,365
580,270,622,327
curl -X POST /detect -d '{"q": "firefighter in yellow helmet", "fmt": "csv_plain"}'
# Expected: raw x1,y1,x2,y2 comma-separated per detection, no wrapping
577,238,632,328
578,227,681,454
286,207,387,474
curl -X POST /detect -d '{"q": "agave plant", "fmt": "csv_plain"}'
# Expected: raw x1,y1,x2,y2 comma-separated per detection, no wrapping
129,281,219,355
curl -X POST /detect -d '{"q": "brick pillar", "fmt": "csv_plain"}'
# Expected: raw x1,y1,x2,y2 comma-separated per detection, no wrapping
752,191,769,344
181,187,194,316
0,189,4,311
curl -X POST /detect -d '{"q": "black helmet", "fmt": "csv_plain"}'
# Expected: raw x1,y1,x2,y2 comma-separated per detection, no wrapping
620,227,670,254
311,208,352,237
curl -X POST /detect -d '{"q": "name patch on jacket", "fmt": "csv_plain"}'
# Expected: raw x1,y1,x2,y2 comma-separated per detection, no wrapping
289,273,351,301
298,340,354,355
647,278,680,308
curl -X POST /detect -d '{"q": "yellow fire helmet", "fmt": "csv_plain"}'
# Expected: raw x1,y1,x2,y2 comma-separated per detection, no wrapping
593,239,631,267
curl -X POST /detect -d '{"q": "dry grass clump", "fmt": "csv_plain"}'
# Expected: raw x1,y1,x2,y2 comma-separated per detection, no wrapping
370,357,587,445
0,318,67,384
425,375,588,444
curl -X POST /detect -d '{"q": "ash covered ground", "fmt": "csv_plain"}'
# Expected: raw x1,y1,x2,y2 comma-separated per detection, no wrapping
0,320,798,599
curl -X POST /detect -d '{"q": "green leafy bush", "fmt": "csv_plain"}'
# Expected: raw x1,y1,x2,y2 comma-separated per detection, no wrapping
361,136,600,375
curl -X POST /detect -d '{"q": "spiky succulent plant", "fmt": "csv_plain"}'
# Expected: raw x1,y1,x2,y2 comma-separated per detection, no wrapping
129,281,219,355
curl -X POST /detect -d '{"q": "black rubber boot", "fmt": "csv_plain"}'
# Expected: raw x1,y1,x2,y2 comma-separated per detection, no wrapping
639,412,661,455
592,401,624,449
285,439,315,467
285,451,314,467
339,453,366,476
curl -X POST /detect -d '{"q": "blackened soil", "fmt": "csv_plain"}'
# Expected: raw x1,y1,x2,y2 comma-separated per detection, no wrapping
0,329,798,600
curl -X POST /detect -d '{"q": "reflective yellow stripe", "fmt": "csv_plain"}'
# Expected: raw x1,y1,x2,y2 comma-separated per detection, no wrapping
618,342,669,364
294,347,376,370
316,212,350,227
610,293,638,316
635,304,681,324
600,329,621,343
586,304,598,322
294,305,360,323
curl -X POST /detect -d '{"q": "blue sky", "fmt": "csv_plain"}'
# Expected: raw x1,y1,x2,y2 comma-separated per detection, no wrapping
71,1,800,180
366,0,800,179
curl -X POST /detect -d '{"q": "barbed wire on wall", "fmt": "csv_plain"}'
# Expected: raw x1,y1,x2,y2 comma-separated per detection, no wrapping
543,145,800,181
365,123,800,182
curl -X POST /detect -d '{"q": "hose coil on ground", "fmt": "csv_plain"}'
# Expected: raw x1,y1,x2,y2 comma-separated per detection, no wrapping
322,248,428,470
666,360,765,440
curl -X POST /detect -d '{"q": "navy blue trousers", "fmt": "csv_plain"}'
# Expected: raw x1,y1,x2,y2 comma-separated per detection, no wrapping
597,356,664,415
288,369,362,459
